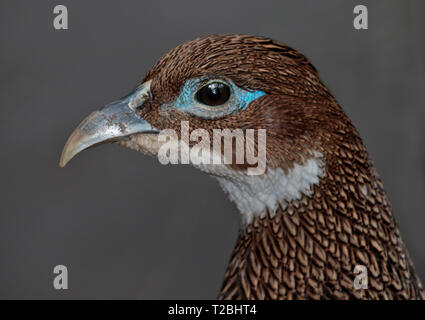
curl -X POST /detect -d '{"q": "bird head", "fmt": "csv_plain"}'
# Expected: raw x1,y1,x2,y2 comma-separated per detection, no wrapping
60,34,356,224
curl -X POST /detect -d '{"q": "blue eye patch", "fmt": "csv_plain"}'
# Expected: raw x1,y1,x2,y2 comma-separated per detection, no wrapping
161,77,266,119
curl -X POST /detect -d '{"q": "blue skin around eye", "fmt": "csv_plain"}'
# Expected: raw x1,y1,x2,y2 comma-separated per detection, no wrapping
236,89,266,110
167,77,266,117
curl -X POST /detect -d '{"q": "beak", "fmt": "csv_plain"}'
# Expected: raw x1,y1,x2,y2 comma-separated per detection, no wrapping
59,80,158,167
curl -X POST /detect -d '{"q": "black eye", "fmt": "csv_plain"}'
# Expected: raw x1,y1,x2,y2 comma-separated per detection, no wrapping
196,82,231,106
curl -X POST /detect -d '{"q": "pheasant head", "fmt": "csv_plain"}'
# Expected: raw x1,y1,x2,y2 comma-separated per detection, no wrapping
60,34,424,300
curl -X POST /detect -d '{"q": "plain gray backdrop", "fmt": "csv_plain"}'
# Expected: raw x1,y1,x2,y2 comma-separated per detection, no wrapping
0,0,424,299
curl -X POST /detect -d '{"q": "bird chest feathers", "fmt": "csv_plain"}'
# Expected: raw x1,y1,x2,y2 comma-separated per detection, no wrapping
60,34,424,300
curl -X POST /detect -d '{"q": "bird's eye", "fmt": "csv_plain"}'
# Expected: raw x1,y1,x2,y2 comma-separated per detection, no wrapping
195,82,231,106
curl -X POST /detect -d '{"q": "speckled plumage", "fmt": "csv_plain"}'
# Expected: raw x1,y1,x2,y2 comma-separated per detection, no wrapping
219,137,424,299
62,34,424,299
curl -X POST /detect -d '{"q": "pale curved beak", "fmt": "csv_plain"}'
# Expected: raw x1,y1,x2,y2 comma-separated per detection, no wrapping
59,80,158,167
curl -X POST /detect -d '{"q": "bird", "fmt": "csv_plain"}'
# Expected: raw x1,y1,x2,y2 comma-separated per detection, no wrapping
59,34,424,300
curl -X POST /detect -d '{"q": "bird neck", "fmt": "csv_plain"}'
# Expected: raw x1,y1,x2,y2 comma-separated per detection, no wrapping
218,157,425,299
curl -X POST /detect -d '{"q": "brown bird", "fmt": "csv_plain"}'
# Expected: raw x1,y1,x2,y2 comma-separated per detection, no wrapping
60,34,424,300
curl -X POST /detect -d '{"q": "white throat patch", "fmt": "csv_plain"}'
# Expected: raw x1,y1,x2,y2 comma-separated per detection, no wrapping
210,152,325,225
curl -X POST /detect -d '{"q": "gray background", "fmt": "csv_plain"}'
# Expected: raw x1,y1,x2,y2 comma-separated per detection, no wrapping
0,0,424,299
